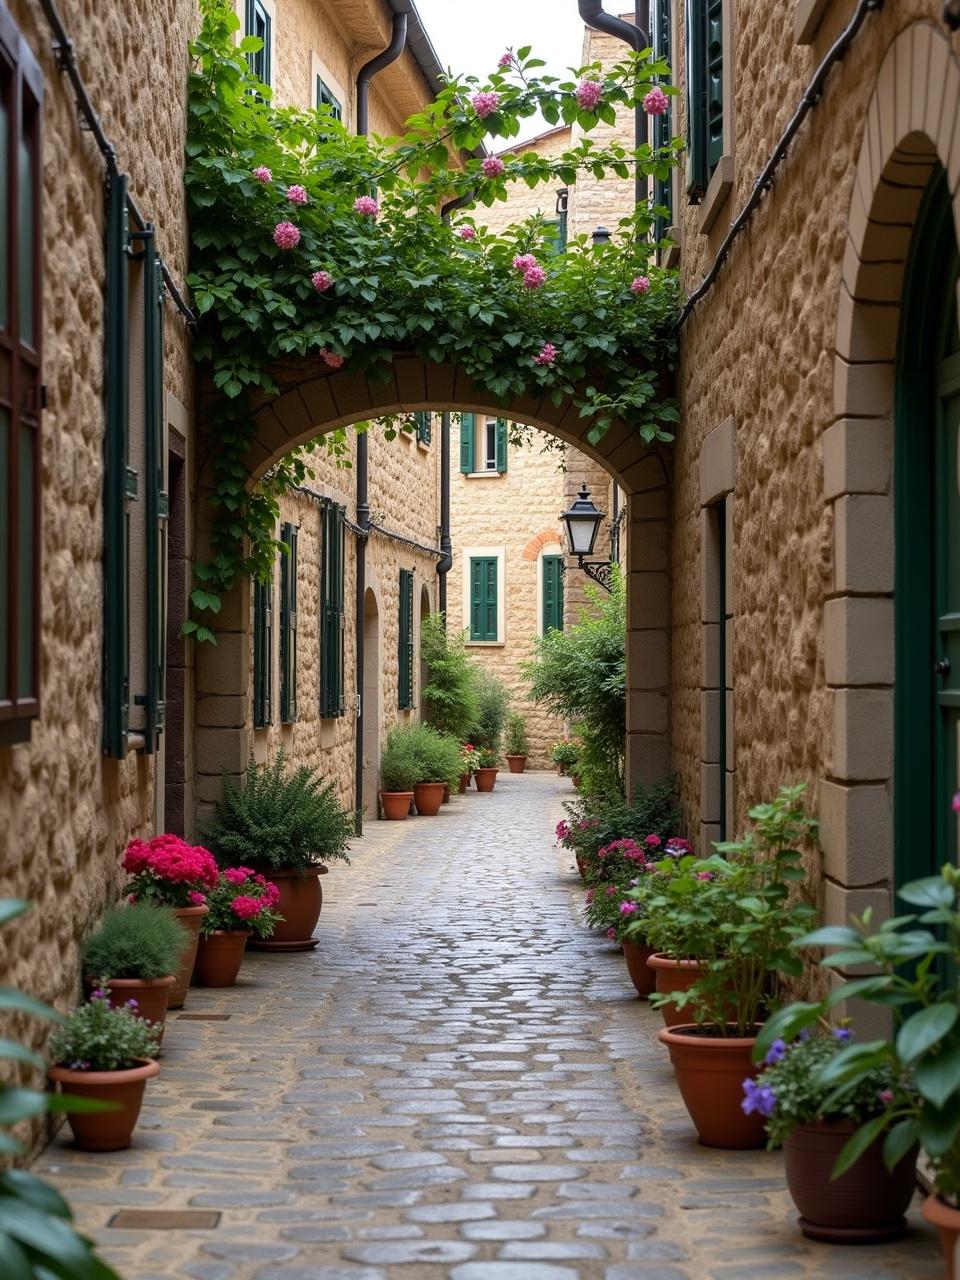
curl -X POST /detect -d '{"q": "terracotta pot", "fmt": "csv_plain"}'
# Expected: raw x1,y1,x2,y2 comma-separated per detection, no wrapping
658,1024,766,1149
474,767,498,792
442,783,451,804
575,852,587,881
193,930,251,987
648,954,709,1027
169,905,209,1009
923,1194,960,1279
622,939,657,997
48,1058,160,1152
247,865,328,952
784,1120,917,1243
506,755,527,774
557,763,567,776
380,790,414,820
414,781,446,816
103,976,174,1043
571,774,582,789
458,773,470,794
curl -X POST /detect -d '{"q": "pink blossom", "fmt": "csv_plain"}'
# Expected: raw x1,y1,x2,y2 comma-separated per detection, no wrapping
458,226,476,241
644,834,662,848
606,927,617,940
533,342,557,366
482,156,505,178
353,195,380,217
953,792,960,814
230,895,262,921
224,868,248,886
320,348,345,369
512,253,537,272
498,52,514,68
273,221,300,250
471,91,501,119
695,871,714,881
252,165,272,183
605,885,617,897
619,901,638,915
585,889,595,904
522,265,547,289
576,80,603,111
187,890,207,905
643,86,669,116
311,270,334,292
878,1089,895,1105
631,275,651,295
286,184,308,205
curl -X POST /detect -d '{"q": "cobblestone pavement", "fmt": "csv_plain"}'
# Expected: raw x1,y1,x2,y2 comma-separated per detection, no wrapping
40,773,941,1280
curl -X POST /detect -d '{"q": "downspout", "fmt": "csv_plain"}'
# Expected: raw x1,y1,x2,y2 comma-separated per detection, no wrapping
354,3,409,835
437,412,452,620
577,0,649,209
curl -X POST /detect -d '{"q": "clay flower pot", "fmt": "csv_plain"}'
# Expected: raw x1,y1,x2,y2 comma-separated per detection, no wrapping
658,1024,766,1149
474,767,498,792
923,1194,960,1279
48,1058,160,1152
193,929,251,987
557,763,567,776
248,865,328,952
169,905,209,1009
414,781,446,816
648,954,709,1027
380,790,414,820
784,1119,917,1243
622,939,657,998
103,976,175,1043
442,783,451,804
506,755,527,774
458,773,470,794
571,774,582,789
575,852,587,881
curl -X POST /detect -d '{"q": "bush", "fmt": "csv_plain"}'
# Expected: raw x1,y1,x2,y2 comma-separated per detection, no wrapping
552,738,579,768
205,750,353,873
379,729,420,792
420,613,478,740
83,903,188,981
470,669,510,753
505,713,529,756
558,777,682,873
49,991,160,1072
383,724,461,787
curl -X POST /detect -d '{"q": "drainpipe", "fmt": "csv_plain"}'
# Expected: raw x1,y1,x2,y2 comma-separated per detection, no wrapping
354,3,409,835
578,0,649,209
437,412,452,621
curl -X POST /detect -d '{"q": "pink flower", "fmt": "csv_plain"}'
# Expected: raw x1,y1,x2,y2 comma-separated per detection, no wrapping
644,834,662,848
512,253,537,272
533,342,557,366
188,890,208,905
631,275,651,295
498,52,514,68
696,871,714,881
576,80,603,111
953,792,960,814
353,195,380,217
320,348,345,369
471,91,501,119
606,927,616,940
311,270,334,292
522,265,547,289
230,895,262,921
458,226,476,241
273,221,300,250
286,184,308,205
585,889,595,904
619,901,638,915
878,1089,895,1105
224,868,248,886
643,86,669,116
252,165,272,183
482,156,505,178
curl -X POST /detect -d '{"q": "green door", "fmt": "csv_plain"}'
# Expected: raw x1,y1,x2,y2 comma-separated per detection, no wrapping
895,171,960,886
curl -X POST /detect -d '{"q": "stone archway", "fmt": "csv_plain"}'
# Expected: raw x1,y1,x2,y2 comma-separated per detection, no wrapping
821,22,960,930
194,352,672,820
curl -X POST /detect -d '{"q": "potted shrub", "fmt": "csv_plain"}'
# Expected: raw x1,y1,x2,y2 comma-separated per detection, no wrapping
746,1029,917,1242
409,726,461,816
205,751,353,951
420,613,479,740
505,714,529,773
83,903,188,1037
473,745,500,792
194,868,281,986
470,670,509,791
458,742,476,793
122,835,220,1009
379,728,419,819
551,737,579,777
48,990,160,1151
555,780,683,882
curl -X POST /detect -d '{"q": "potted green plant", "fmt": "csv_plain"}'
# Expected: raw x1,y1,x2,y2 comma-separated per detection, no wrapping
379,728,419,819
409,726,461,816
551,737,579,776
83,903,188,1037
470,670,510,790
420,613,479,740
205,751,353,951
48,990,160,1152
745,1029,917,1242
122,834,220,1009
473,745,500,792
194,868,281,986
505,713,529,773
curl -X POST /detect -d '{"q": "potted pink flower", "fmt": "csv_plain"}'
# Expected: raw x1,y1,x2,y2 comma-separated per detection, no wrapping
459,743,476,793
194,867,281,987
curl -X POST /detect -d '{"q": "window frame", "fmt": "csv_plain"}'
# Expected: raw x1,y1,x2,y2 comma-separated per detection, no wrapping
685,0,725,202
398,568,414,709
253,573,273,728
279,521,298,723
464,548,505,645
540,551,565,636
245,0,273,87
316,74,342,120
320,500,346,718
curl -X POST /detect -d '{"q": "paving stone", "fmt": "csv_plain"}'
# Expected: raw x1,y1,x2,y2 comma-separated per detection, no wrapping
341,1241,477,1264
498,1241,608,1260
406,1203,497,1223
451,1265,579,1280
460,1221,547,1241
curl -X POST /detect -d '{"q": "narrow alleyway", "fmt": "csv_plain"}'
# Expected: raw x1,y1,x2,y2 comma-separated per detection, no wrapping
41,775,939,1280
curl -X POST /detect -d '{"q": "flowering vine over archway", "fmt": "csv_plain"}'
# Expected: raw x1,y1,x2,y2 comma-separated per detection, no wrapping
184,1,681,640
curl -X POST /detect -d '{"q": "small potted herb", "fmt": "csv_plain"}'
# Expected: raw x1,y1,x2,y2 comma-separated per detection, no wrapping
48,991,160,1151
194,868,281,986
504,713,529,773
83,903,188,1036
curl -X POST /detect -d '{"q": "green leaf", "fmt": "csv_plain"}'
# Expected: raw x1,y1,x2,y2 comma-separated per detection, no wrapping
796,925,863,948
0,1039,42,1069
0,986,58,1022
916,1040,960,1109
921,1093,960,1157
753,1002,822,1060
832,1113,889,1179
0,901,29,928
898,876,954,909
0,1232,31,1280
882,1117,920,1170
896,1003,958,1065
0,1170,72,1218
817,1041,890,1088
0,1088,47,1125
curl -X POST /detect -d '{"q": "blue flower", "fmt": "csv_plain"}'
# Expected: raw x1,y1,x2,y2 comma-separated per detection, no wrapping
833,1027,853,1042
741,1078,777,1118
764,1038,787,1065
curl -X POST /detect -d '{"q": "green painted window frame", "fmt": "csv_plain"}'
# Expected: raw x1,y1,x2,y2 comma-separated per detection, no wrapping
469,556,498,642
279,522,298,722
140,230,166,753
685,0,723,201
0,4,42,748
459,412,475,473
398,568,414,709
542,555,564,634
315,74,341,120
253,574,273,727
245,0,272,87
320,500,346,718
414,411,431,445
652,0,673,240
544,216,567,254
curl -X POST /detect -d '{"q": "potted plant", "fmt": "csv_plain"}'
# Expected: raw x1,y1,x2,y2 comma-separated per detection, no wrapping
470,670,510,791
205,750,353,951
473,745,500,792
411,728,461,816
505,713,529,773
458,742,476,793
556,779,683,882
551,737,578,776
83,902,188,1037
745,1029,917,1242
653,785,818,1149
582,854,659,996
420,613,479,740
122,834,220,1009
379,728,419,819
194,868,281,986
47,990,160,1151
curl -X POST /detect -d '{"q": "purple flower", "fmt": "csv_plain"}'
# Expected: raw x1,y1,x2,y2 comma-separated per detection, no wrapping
353,195,379,218
741,1078,776,1118
878,1089,895,1105
286,184,308,205
125,998,139,1010
619,901,638,916
91,988,107,1001
764,1039,787,1065
498,52,514,68
833,1027,853,1042
482,156,505,178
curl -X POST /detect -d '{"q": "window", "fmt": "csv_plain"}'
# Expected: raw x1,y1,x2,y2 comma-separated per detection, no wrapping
279,522,298,722
685,0,723,201
414,411,431,445
544,191,568,253
316,75,342,120
0,6,41,746
398,569,414,709
320,500,346,717
469,557,498,642
459,415,507,474
542,555,564,634
245,0,272,87
253,575,273,727
652,0,673,239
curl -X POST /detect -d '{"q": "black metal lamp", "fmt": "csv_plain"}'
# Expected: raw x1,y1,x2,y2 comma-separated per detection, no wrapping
560,484,614,592
591,225,612,246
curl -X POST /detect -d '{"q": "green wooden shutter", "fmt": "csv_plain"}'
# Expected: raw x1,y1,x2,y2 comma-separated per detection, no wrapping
469,557,498,641
706,0,724,176
685,0,722,200
414,412,431,445
459,413,475,473
495,419,508,473
280,522,298,722
544,217,567,254
542,555,564,633
143,241,166,751
398,568,414,709
320,502,345,718
245,0,272,86
253,575,272,727
652,0,673,240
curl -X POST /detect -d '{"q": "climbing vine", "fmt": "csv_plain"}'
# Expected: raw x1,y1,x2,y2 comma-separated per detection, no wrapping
184,0,681,641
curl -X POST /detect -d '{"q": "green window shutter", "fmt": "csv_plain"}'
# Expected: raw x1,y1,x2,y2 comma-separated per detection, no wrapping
469,557,498,642
316,75,342,120
253,575,273,727
542,555,564,633
543,217,566,254
652,0,673,240
685,0,722,200
245,0,272,86
143,243,166,751
320,502,345,718
706,0,724,176
398,568,414,709
414,411,431,445
495,419,508,473
459,413,475,473
280,522,298,722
